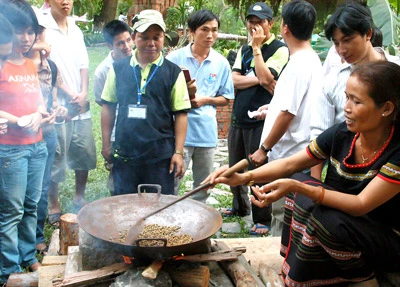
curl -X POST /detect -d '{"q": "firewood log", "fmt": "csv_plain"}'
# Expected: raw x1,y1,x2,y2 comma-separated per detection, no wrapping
212,241,265,287
59,214,79,255
141,260,163,279
166,264,210,287
259,262,284,287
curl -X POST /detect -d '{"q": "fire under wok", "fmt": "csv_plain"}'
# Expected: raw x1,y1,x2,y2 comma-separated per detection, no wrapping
77,188,223,260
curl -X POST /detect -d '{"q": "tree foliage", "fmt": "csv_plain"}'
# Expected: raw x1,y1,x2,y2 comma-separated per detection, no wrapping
389,0,400,14
26,0,103,18
73,0,102,18
369,0,399,52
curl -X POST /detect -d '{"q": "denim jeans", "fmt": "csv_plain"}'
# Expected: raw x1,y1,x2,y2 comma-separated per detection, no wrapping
174,146,215,202
36,130,58,245
112,158,174,195
0,141,47,283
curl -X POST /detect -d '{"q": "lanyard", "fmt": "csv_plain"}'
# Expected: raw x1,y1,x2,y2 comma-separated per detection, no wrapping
242,48,253,72
132,57,162,105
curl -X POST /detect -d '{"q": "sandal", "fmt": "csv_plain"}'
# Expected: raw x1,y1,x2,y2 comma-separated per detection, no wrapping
48,212,62,227
249,223,270,235
221,208,238,217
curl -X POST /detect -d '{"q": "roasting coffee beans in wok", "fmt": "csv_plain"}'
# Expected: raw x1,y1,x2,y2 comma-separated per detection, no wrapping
77,193,222,260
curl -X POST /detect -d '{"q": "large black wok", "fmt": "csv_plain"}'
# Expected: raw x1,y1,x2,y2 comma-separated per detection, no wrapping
77,187,222,260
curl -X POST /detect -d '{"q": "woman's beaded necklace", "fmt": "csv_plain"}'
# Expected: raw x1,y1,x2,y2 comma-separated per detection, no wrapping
343,125,394,168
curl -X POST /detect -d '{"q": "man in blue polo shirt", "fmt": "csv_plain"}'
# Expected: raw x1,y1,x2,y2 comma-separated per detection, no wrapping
167,9,234,202
101,10,190,195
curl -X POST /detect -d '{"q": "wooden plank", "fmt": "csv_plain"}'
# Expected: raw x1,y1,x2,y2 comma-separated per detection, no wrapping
6,272,38,287
53,262,128,287
214,237,283,275
42,256,67,266
64,246,82,276
38,265,65,287
47,229,60,256
174,247,246,262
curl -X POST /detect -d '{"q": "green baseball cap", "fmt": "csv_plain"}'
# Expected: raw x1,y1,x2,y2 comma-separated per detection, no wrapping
132,10,166,33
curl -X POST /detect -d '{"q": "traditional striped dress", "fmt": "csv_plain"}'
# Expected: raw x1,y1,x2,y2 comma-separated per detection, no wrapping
281,122,400,286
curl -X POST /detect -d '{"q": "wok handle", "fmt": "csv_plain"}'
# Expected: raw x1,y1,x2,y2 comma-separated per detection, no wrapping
141,158,249,219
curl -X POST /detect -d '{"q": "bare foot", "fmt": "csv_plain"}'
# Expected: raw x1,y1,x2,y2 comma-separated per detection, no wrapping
250,223,270,235
36,243,48,255
29,262,41,272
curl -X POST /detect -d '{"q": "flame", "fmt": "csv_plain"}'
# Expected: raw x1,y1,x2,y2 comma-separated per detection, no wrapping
121,255,134,264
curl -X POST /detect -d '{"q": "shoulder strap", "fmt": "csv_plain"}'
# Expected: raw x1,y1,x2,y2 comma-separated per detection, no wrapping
261,39,287,79
240,44,252,74
261,39,285,63
47,59,58,88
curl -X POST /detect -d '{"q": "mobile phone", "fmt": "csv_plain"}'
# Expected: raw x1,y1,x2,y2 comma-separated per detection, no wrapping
182,68,191,82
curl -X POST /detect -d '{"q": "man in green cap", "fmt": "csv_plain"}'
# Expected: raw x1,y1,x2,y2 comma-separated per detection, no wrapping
101,10,191,195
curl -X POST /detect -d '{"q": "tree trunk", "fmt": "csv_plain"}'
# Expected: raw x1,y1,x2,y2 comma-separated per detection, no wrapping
93,0,119,32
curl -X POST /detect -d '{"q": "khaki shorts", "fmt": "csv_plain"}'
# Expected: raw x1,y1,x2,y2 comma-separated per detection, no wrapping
51,119,97,183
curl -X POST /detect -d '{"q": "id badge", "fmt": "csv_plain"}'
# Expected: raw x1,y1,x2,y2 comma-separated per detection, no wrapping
245,68,255,77
128,104,147,119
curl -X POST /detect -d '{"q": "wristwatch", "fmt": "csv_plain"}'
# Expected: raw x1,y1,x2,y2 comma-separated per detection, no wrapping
246,171,254,186
260,143,271,153
253,48,261,56
175,149,184,156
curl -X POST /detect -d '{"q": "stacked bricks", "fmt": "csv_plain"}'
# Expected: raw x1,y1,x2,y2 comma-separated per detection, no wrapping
217,100,233,139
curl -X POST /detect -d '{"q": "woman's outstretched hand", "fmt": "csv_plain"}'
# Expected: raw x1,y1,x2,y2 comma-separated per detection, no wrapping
202,165,247,188
251,178,299,208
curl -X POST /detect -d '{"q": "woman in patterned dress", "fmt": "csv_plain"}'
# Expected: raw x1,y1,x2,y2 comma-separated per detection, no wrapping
206,61,400,286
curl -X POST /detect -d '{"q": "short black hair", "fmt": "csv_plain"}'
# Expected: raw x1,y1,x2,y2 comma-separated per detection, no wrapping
371,26,383,47
325,2,373,41
0,0,39,37
282,0,316,41
102,20,132,45
187,9,220,32
0,14,14,44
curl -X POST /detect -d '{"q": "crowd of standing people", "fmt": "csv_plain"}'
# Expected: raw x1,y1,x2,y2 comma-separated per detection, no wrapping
0,0,399,286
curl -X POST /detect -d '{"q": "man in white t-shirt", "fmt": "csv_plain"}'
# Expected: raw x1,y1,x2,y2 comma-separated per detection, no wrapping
250,0,322,236
118,12,127,22
43,0,96,219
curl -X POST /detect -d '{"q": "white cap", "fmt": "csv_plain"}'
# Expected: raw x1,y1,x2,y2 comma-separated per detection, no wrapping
31,6,46,28
132,10,166,33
